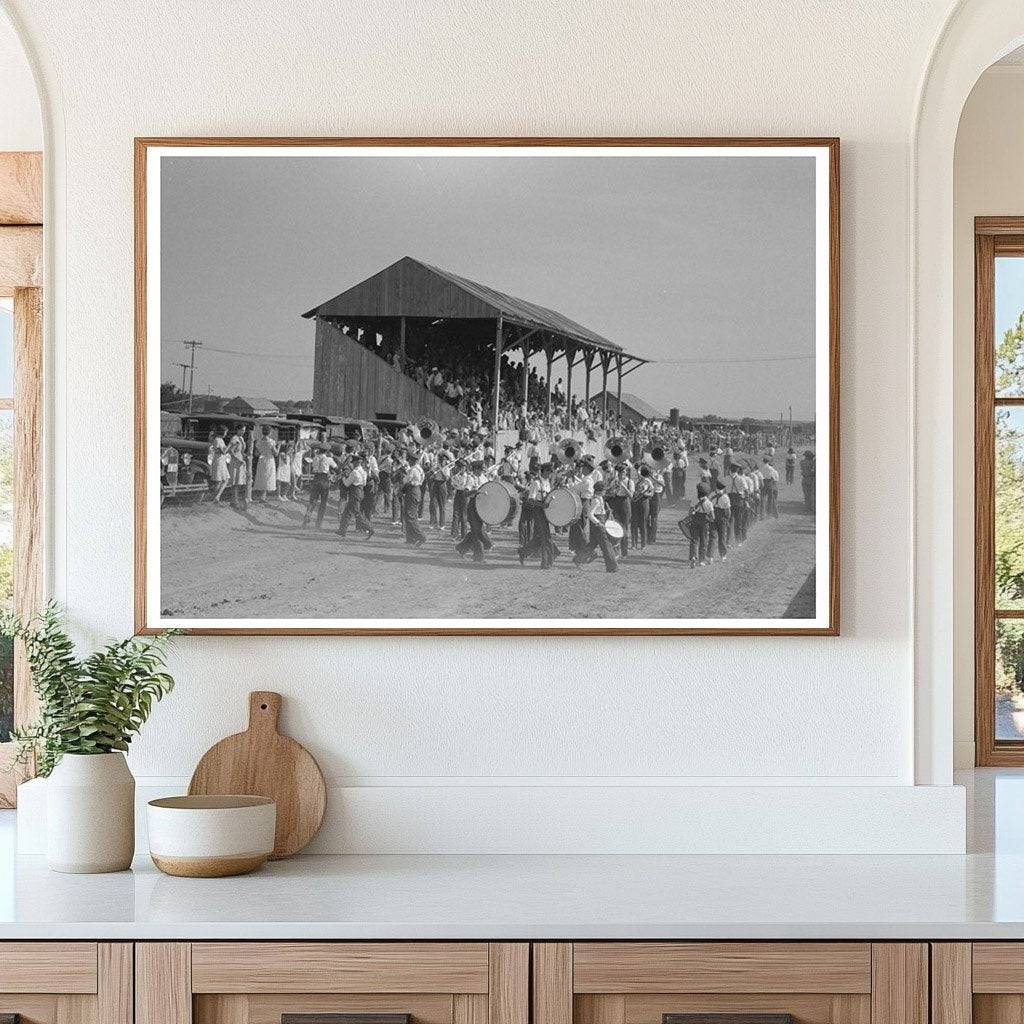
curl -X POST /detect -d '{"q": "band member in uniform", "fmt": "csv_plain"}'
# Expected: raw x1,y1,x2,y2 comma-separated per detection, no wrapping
428,451,451,530
604,462,633,559
648,465,664,543
302,444,337,530
575,480,618,573
753,462,766,521
449,458,472,539
378,448,395,520
631,465,655,550
518,463,557,568
455,461,492,562
401,451,427,547
697,456,712,495
728,462,748,545
362,447,379,521
762,457,780,518
709,452,722,491
670,448,688,506
337,454,375,539
711,485,731,561
749,462,764,522
688,483,714,568
564,462,589,555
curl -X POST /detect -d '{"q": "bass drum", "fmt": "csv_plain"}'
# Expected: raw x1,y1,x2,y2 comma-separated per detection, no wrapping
474,480,512,526
604,518,624,541
545,487,582,528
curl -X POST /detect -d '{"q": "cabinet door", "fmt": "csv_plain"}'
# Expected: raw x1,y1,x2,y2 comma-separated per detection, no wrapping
137,943,528,1024
0,942,132,1024
935,943,1024,1024
534,943,927,1024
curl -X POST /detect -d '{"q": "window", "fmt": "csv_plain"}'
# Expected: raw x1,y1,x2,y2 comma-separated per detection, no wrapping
976,221,1024,764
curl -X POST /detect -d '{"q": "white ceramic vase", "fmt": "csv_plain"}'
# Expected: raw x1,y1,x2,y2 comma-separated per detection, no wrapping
46,752,135,873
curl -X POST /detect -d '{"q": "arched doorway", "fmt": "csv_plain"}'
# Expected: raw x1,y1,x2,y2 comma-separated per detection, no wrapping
914,0,1024,785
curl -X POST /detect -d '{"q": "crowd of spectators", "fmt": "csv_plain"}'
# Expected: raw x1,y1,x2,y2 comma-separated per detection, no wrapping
381,345,603,435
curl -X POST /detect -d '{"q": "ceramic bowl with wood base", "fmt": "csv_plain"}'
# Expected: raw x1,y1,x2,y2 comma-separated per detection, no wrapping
147,795,276,877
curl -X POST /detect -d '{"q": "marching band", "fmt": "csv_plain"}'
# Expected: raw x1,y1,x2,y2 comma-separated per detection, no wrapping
220,417,816,575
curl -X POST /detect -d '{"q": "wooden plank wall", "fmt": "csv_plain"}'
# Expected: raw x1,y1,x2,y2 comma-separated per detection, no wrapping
313,318,468,428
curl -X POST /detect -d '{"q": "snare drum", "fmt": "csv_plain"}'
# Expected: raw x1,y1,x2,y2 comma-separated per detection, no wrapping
604,518,624,541
677,516,693,541
545,487,583,528
475,480,512,525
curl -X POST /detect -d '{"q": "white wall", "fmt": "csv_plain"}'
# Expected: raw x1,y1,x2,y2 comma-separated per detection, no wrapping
952,66,1024,768
0,0,973,851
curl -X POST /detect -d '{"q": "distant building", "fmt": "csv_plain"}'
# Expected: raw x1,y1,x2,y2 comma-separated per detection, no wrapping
222,396,280,416
590,391,665,425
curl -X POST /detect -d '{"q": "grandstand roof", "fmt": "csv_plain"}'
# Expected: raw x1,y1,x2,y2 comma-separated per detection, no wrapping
302,256,646,361
591,391,665,421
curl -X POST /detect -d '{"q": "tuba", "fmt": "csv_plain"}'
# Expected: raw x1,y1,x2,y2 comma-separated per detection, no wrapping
645,443,669,470
558,437,581,462
416,418,439,443
605,436,628,464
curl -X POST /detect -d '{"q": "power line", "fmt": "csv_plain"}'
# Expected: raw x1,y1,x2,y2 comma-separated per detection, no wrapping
200,344,308,363
655,353,815,366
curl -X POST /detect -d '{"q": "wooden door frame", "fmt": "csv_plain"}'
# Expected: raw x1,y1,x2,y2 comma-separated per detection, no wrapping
975,217,1024,765
0,151,43,806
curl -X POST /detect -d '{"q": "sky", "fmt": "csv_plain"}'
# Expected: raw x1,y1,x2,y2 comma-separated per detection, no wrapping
997,256,1024,340
159,151,818,420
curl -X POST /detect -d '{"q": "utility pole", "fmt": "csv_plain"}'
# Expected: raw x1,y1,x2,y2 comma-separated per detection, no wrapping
174,362,190,395
182,339,202,413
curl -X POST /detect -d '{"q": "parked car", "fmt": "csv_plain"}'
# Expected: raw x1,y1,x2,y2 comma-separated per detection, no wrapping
159,436,212,503
286,413,381,447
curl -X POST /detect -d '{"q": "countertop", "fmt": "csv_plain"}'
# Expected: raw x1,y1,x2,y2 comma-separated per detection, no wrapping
1,770,1021,942
3,849,1024,940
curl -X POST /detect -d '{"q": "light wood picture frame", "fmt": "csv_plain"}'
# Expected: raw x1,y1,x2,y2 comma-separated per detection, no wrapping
135,137,840,636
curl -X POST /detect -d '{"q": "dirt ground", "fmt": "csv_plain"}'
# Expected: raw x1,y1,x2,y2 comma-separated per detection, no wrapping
160,473,817,622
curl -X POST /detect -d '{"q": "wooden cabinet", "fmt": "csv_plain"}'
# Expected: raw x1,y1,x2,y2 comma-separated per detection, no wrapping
0,943,132,1024
931,943,1024,1024
0,938,948,1024
136,943,528,1024
533,943,928,1024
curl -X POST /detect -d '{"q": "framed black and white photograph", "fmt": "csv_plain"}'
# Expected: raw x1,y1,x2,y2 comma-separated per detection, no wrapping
135,138,839,636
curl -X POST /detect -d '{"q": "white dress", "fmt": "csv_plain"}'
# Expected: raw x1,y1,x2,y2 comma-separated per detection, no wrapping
210,437,229,483
254,436,278,492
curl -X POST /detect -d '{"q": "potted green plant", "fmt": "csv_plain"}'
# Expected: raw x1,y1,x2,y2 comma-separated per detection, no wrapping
2,603,177,873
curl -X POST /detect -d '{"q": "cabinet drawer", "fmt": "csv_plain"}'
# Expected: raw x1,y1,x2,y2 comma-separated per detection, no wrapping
0,943,130,1024
572,943,872,994
191,943,490,993
535,943,925,1024
139,942,528,1024
0,942,98,993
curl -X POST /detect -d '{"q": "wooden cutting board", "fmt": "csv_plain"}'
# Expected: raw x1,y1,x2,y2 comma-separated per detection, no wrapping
188,691,326,859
